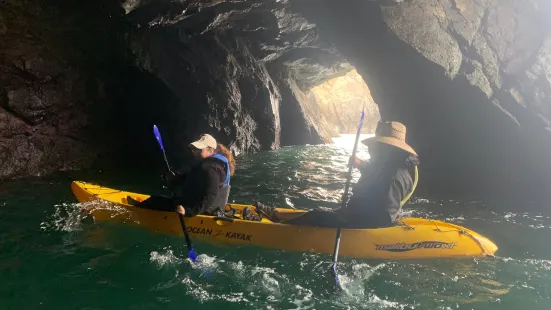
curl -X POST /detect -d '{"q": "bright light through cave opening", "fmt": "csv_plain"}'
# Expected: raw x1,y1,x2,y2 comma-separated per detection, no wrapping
307,69,380,136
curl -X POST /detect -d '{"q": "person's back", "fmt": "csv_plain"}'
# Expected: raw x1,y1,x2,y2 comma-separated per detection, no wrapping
344,146,418,228
176,154,231,216
255,121,419,229
172,134,236,217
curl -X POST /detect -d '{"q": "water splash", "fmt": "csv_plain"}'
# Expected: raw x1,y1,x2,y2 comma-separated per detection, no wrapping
150,248,183,268
40,202,89,232
40,200,130,232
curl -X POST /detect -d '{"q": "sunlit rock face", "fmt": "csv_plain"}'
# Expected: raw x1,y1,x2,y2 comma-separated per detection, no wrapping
308,69,380,136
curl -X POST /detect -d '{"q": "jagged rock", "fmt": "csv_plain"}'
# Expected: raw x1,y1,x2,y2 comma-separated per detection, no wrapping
1,0,550,202
125,0,353,155
0,0,128,178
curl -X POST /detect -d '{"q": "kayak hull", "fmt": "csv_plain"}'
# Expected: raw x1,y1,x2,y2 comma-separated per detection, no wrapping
71,181,498,259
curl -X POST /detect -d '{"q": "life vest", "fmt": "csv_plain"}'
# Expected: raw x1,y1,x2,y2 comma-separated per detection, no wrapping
400,166,418,207
210,153,231,187
209,153,232,214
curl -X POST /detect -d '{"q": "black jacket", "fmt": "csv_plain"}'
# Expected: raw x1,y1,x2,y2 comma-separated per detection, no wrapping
171,156,229,216
344,154,419,228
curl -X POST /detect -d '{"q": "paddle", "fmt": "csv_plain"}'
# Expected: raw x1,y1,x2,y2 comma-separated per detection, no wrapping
330,110,365,290
153,125,198,262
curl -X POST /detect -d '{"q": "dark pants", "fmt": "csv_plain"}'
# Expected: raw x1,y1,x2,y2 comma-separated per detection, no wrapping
133,195,175,211
282,207,393,229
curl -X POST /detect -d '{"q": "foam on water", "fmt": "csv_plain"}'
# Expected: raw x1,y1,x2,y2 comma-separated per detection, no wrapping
14,135,550,309
145,247,423,309
150,248,183,268
40,200,129,232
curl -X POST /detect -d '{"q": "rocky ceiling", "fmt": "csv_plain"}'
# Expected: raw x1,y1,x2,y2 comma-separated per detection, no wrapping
1,0,550,202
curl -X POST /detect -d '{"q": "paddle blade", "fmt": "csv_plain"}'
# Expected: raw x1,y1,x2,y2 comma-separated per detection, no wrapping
357,110,365,134
331,263,344,291
153,125,165,152
189,248,198,262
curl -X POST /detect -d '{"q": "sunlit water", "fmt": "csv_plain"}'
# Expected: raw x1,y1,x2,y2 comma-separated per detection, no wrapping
1,135,550,309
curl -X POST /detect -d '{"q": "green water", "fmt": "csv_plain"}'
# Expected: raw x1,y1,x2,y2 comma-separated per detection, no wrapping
1,137,551,309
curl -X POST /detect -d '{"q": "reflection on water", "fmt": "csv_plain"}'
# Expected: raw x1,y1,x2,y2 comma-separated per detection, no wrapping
231,134,373,209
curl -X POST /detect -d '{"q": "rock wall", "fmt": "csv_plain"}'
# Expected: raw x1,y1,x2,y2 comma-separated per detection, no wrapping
125,0,353,157
0,0,125,178
2,0,550,202
291,0,551,199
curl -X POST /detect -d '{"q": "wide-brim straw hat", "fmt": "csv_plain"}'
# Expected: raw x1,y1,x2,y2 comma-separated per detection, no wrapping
361,121,417,156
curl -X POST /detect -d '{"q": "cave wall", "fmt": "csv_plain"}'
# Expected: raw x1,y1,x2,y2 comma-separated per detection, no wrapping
0,0,127,178
290,0,551,199
124,0,355,157
0,0,189,178
0,0,355,178
2,0,550,203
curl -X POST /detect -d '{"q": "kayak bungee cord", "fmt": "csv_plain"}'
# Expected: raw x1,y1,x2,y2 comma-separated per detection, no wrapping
330,109,365,291
153,125,198,262
81,183,123,197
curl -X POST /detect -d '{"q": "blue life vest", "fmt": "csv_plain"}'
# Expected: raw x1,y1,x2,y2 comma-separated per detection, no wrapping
211,153,230,187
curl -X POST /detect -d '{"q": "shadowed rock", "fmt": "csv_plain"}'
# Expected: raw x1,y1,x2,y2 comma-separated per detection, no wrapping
1,0,550,202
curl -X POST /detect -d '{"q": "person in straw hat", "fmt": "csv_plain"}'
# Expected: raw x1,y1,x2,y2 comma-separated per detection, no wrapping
256,121,420,228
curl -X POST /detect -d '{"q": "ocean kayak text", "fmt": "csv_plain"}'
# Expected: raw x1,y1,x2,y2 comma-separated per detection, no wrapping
187,226,252,241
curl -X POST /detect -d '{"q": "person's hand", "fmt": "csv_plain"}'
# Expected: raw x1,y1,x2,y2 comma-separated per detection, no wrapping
176,205,186,215
348,156,362,168
165,171,176,181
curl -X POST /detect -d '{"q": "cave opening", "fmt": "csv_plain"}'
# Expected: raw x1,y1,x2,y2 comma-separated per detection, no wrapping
278,67,381,145
307,69,381,135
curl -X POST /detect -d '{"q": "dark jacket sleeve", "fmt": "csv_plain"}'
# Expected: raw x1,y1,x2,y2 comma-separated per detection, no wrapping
168,169,188,187
184,163,223,216
358,160,371,175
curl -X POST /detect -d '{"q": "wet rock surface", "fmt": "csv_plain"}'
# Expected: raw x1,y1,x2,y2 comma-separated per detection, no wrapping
1,0,550,201
0,0,121,178
291,0,551,199
125,0,352,156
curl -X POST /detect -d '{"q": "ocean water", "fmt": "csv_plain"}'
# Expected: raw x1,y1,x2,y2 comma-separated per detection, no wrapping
1,135,550,309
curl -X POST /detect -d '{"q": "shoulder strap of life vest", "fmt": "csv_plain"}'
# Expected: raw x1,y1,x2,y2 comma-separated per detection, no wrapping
210,153,230,187
400,166,418,207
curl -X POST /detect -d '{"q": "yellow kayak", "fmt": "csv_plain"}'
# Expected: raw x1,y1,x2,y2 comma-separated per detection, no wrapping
71,181,498,259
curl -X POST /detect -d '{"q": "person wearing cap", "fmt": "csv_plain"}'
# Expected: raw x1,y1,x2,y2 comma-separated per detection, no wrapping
256,121,420,228
168,134,236,217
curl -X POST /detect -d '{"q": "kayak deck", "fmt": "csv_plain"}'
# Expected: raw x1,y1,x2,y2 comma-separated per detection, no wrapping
71,181,498,259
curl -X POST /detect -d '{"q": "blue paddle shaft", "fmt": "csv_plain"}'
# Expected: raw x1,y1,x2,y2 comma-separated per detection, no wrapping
153,124,196,262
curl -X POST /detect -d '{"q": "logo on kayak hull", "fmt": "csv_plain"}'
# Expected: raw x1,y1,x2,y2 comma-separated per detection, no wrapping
375,241,456,252
187,226,252,242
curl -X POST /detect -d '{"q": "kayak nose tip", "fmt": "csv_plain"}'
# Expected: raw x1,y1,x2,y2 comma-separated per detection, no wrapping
473,234,499,256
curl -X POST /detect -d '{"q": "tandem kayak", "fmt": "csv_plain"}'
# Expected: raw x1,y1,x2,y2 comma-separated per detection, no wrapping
71,181,498,259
